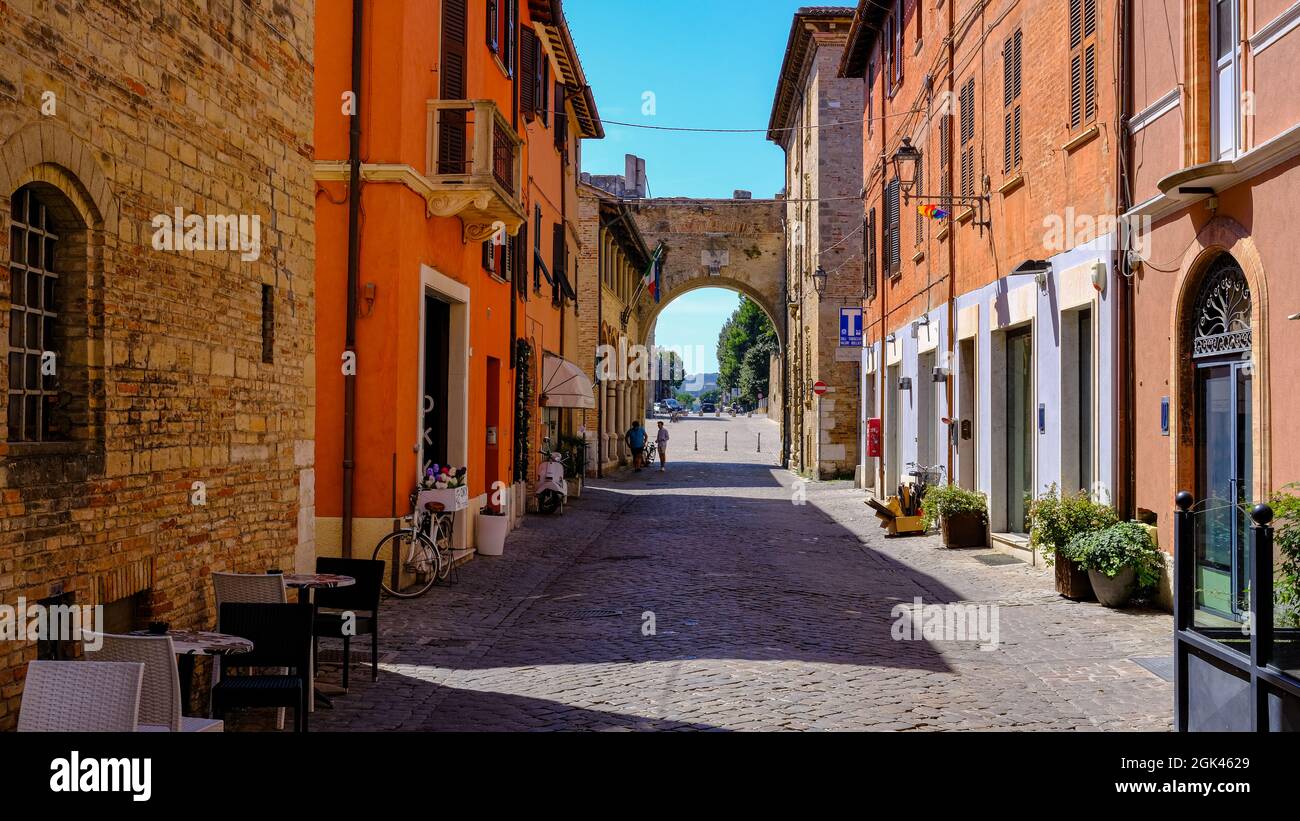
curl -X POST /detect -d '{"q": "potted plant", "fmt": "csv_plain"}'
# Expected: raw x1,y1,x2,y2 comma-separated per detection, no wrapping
1269,485,1300,669
476,505,508,556
920,483,988,548
1061,521,1162,608
1029,485,1118,600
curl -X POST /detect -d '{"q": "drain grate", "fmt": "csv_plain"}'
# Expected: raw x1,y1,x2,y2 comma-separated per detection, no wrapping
973,553,1024,566
1131,656,1175,682
548,607,625,620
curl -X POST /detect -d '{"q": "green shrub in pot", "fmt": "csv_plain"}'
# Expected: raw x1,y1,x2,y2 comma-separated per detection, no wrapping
1061,522,1162,607
1028,484,1119,565
1269,483,1300,627
920,483,988,532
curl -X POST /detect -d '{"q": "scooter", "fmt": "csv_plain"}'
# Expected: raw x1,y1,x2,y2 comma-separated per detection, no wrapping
534,441,568,515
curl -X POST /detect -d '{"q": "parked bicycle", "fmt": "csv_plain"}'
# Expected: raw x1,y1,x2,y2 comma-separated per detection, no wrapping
371,490,454,598
900,461,946,515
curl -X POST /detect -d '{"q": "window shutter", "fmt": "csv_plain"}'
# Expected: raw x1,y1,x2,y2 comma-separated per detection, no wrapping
533,206,542,291
895,0,904,86
439,0,469,175
554,82,567,151
959,78,975,197
939,114,951,199
503,0,516,75
914,155,924,243
482,240,494,272
515,220,528,298
520,26,537,118
486,0,498,52
552,224,565,305
1070,0,1097,130
885,179,901,276
865,208,876,300
539,59,550,126
1003,29,1023,174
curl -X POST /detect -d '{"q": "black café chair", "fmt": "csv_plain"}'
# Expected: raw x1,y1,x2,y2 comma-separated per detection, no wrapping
211,602,313,732
312,557,384,689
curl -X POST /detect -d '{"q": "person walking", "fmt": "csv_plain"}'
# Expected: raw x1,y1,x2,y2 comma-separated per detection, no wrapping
655,420,669,472
625,420,647,472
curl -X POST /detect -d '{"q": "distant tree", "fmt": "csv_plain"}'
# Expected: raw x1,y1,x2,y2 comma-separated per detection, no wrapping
674,391,694,407
717,296,776,402
657,349,686,392
700,389,722,405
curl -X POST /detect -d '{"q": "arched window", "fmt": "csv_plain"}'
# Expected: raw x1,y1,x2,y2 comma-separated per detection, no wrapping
6,183,88,444
1191,253,1251,359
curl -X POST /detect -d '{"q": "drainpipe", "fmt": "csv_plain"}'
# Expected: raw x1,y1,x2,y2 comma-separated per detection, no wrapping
341,0,364,559
945,0,957,485
1115,0,1135,519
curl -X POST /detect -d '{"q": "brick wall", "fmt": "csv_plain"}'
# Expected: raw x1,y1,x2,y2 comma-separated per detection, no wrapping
0,0,315,727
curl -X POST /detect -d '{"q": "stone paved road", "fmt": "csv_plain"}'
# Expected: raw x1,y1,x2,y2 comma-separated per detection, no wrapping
301,413,1172,731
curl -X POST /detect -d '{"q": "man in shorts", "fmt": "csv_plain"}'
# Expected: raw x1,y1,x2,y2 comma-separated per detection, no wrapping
655,420,669,472
626,420,647,471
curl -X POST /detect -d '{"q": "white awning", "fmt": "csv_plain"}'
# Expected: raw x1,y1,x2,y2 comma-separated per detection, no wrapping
540,354,596,409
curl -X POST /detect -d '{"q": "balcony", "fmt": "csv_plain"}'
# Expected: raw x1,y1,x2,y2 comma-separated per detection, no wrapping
425,99,525,242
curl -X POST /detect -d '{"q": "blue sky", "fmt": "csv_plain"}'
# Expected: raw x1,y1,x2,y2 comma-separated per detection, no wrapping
567,0,809,371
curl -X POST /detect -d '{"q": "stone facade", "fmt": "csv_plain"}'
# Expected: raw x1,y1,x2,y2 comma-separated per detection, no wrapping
769,9,863,479
0,0,315,727
575,181,652,474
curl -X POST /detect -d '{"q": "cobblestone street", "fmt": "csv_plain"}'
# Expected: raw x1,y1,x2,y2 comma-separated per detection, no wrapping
306,414,1173,731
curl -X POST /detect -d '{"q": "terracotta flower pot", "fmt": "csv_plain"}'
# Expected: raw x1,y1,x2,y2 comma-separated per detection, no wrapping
940,513,987,548
1054,550,1095,601
1087,566,1137,608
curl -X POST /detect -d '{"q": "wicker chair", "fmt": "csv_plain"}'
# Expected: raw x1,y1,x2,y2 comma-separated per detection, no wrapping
212,571,288,727
313,557,384,688
211,603,313,732
17,660,144,732
88,633,223,732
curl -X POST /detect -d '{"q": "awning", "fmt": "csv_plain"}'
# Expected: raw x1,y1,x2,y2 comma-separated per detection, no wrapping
540,354,596,409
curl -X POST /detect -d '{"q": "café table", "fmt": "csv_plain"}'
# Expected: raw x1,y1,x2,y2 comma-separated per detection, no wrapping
281,573,355,709
130,628,253,714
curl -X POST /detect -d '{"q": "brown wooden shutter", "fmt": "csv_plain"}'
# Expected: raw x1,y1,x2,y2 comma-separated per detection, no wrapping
520,26,537,118
551,224,565,305
939,114,951,199
865,207,877,300
554,82,567,150
486,0,498,52
885,179,900,276
1070,0,1097,130
482,240,494,272
439,0,469,175
959,78,975,197
914,155,924,242
1003,29,1023,173
515,219,528,298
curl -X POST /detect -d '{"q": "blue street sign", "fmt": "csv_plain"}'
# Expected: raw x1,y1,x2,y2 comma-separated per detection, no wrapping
839,307,863,347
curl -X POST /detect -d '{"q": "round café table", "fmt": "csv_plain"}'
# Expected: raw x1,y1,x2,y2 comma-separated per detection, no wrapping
130,629,253,713
281,573,355,709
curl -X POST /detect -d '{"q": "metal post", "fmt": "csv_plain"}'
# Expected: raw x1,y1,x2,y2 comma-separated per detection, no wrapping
724,431,728,451
694,430,698,451
1173,490,1194,732
757,433,761,453
1250,503,1274,732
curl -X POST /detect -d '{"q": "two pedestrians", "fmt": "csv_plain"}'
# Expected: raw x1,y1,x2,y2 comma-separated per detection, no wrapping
625,420,670,473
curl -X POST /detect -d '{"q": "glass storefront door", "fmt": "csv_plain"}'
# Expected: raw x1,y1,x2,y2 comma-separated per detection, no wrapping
1194,360,1252,625
1006,328,1033,534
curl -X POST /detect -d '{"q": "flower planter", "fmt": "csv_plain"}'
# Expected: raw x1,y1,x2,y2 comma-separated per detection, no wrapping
1088,566,1136,608
476,512,508,556
569,475,582,498
1054,550,1095,601
940,513,986,548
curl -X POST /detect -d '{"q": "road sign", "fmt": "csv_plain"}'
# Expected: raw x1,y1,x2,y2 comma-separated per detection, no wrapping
839,307,863,347
812,380,828,396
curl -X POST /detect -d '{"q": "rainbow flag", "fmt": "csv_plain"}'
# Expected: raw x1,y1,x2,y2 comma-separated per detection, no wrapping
917,204,949,220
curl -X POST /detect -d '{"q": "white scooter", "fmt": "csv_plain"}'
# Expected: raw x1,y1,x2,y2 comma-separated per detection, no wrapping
534,441,568,515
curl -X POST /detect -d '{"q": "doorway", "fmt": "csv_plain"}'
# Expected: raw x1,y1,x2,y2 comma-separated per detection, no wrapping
957,337,976,489
917,350,936,468
485,357,501,509
1061,306,1095,496
422,294,450,471
885,363,899,494
1194,360,1252,621
1005,326,1033,534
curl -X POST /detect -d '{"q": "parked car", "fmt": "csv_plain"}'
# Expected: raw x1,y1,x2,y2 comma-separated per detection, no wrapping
700,402,716,414
653,402,665,414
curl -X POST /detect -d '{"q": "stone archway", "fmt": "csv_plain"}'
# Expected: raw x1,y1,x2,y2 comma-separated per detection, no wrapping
627,198,786,348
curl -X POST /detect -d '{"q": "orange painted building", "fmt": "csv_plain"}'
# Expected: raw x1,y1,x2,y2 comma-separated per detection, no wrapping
313,0,600,563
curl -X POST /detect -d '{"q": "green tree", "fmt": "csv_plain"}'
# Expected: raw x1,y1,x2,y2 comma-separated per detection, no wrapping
657,349,685,392
717,296,777,406
700,389,721,406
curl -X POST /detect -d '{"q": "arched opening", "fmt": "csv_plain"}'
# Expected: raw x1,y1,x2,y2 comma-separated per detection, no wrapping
1179,251,1254,626
5,180,95,446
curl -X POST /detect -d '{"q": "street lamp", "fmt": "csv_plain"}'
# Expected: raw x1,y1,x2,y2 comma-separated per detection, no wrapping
892,137,922,194
890,137,991,234
812,264,828,295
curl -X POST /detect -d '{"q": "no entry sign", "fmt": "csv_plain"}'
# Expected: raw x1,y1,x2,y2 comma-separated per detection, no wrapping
812,380,828,396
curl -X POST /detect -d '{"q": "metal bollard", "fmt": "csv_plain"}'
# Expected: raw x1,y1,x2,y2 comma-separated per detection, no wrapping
694,430,698,451
724,431,728,451
757,433,761,452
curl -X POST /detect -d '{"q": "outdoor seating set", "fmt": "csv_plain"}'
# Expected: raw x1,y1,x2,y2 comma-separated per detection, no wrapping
16,557,384,733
